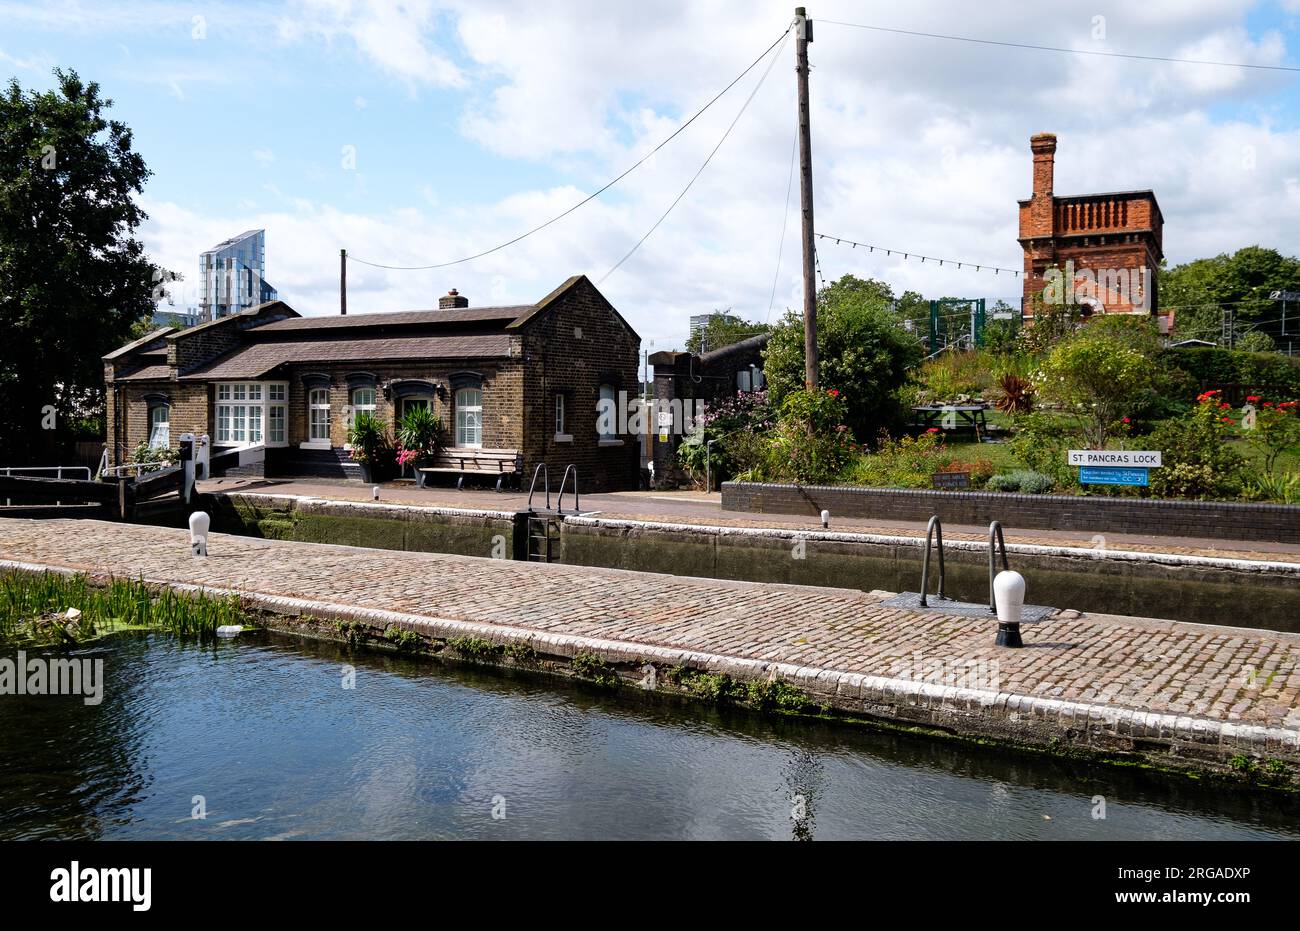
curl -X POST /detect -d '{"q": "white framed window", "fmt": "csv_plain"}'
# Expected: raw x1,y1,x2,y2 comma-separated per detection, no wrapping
309,388,331,443
597,384,617,441
215,381,288,447
455,387,482,447
148,404,170,449
555,394,565,435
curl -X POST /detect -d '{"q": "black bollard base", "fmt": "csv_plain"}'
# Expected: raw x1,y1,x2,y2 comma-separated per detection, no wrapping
995,622,1023,648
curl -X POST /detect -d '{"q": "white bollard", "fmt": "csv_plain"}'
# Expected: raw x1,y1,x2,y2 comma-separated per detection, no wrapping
373,486,380,501
820,509,830,529
189,511,210,557
993,570,1026,647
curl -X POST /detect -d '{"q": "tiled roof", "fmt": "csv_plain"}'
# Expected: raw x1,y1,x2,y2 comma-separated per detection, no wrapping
253,306,531,332
179,334,514,380
118,364,173,382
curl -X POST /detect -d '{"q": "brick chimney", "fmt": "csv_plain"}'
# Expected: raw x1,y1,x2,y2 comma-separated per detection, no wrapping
439,288,469,309
1030,132,1057,198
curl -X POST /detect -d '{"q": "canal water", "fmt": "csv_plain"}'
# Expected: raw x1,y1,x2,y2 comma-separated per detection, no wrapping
2,632,1297,840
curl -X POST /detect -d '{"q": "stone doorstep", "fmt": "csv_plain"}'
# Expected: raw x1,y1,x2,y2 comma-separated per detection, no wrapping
5,555,1295,774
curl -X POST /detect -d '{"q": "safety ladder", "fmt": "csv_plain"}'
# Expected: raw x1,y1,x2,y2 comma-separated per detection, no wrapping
520,463,579,563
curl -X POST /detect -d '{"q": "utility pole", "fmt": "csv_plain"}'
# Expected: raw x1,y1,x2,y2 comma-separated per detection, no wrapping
795,7,818,388
340,249,347,316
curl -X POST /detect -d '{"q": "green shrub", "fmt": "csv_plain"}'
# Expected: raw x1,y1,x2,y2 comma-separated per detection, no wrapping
843,430,956,488
986,470,1056,494
1007,412,1077,489
1163,347,1300,398
763,278,923,440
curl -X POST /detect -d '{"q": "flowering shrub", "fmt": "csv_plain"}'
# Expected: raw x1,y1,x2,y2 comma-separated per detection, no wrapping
762,388,858,484
843,430,956,488
1145,391,1247,500
1242,396,1300,475
675,390,774,487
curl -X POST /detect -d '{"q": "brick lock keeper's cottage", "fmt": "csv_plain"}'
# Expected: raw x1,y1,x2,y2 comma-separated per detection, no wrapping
103,275,642,491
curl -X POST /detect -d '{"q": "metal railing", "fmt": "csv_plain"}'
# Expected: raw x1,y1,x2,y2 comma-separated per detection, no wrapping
988,521,1010,613
101,460,174,479
556,464,580,515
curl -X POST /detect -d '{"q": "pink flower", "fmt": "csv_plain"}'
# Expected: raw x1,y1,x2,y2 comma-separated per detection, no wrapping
1121,417,1131,424
926,427,940,434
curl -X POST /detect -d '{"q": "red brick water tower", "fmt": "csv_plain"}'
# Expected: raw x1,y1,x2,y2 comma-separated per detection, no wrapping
1018,133,1163,319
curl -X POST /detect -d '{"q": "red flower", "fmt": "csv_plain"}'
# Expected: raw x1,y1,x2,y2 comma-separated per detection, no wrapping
1219,402,1231,410
1121,417,1131,424
1246,395,1260,403
926,427,940,434
827,389,840,398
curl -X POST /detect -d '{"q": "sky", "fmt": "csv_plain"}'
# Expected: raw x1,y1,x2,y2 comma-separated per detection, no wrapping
3,0,1299,352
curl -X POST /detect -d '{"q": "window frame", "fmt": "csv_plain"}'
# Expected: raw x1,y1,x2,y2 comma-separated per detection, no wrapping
147,403,170,450
597,383,620,444
454,386,483,448
214,381,288,448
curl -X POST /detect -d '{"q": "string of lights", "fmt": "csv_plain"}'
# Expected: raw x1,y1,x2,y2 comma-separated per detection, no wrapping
815,233,1020,277
817,19,1300,73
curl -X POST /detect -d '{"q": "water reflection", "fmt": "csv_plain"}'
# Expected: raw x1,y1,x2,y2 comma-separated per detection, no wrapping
0,632,1296,840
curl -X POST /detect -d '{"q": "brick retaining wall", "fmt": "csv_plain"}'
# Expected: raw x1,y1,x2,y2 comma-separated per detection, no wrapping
721,482,1300,544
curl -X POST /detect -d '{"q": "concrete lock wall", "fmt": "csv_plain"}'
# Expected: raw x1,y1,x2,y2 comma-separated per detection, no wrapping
557,518,1300,633
207,493,515,558
722,482,1300,545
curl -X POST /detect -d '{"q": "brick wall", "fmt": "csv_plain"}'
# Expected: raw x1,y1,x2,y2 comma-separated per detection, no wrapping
112,382,209,460
278,359,523,449
721,482,1300,545
520,278,641,492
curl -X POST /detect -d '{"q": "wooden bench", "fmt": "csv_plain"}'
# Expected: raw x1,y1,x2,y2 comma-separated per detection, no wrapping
417,448,523,492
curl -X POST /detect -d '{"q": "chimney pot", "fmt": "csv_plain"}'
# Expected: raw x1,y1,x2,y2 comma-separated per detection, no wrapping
439,288,469,310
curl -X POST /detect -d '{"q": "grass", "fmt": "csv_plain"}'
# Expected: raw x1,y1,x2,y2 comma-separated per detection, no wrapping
0,570,249,646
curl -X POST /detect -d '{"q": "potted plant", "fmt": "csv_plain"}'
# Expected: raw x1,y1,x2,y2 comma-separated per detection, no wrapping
397,406,443,486
346,411,392,484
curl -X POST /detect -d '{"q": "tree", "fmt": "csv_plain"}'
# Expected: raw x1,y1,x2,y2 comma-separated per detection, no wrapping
1033,319,1165,448
763,274,924,441
686,310,770,354
0,70,158,463
1161,246,1300,345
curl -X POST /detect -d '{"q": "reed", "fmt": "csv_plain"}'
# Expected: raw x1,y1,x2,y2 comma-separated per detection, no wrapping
0,570,248,644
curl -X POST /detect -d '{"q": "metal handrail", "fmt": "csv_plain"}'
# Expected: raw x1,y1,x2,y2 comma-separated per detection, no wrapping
556,464,580,515
918,515,947,607
988,521,1010,613
526,463,550,512
101,460,173,479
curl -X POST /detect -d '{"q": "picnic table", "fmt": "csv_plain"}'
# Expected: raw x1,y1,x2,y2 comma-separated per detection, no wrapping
911,403,989,441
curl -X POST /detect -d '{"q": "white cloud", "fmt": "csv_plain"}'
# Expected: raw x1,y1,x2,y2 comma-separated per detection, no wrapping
115,0,1300,349
278,0,465,89
253,149,276,164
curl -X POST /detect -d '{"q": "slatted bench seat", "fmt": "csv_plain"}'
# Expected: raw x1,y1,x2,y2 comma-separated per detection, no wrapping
417,448,523,492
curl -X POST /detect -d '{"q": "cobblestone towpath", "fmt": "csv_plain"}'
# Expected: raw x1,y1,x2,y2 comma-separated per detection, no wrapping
2,518,1297,775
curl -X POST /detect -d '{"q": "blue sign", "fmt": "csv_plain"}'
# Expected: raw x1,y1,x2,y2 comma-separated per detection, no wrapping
1080,466,1149,487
